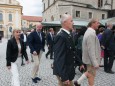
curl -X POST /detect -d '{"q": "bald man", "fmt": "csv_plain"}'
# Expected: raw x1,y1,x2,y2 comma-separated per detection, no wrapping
28,23,45,83
53,14,83,86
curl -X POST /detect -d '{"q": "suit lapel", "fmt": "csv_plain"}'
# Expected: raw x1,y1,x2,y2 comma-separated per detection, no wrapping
61,30,75,47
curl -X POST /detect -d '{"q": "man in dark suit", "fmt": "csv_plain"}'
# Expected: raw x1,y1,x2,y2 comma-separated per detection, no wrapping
53,14,84,86
20,30,28,66
46,28,54,59
101,23,115,74
28,23,45,83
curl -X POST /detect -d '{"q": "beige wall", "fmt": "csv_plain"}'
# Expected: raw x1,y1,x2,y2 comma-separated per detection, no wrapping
43,2,59,22
72,6,107,20
0,0,19,5
0,5,22,37
43,0,108,22
22,20,40,29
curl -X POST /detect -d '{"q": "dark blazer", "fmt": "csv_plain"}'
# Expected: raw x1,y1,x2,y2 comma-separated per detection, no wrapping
20,33,27,42
46,33,54,46
53,30,82,82
101,29,115,51
6,37,28,66
28,31,45,54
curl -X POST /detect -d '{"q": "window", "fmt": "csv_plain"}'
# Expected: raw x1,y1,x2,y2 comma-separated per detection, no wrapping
102,14,105,19
0,13,3,21
44,3,45,11
0,25,2,29
9,14,12,21
60,15,61,18
9,27,12,32
51,15,54,21
89,12,92,19
76,11,80,17
98,0,103,8
9,0,11,4
48,0,50,6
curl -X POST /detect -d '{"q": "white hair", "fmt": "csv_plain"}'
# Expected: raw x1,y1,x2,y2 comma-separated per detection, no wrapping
60,14,71,24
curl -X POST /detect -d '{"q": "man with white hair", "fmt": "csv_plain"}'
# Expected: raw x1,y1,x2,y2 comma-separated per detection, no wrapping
28,23,45,83
53,14,84,86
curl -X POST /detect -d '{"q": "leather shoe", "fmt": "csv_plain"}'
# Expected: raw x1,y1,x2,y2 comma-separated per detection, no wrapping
105,70,115,74
50,58,53,59
46,54,48,58
35,77,41,81
74,81,81,86
32,78,37,83
21,63,25,66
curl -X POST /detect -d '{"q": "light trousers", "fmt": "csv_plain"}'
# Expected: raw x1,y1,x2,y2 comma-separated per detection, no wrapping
32,51,43,78
10,57,21,86
56,76,74,86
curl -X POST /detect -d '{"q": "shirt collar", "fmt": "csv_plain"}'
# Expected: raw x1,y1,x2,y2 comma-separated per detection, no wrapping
61,28,70,34
88,27,96,33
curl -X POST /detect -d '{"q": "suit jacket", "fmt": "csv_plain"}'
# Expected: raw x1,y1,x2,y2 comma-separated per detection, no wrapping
82,28,101,67
28,31,45,54
101,28,115,51
6,37,28,66
46,33,54,46
20,33,27,42
53,30,82,82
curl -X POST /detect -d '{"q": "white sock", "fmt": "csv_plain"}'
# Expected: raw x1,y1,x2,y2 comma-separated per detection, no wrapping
77,73,87,84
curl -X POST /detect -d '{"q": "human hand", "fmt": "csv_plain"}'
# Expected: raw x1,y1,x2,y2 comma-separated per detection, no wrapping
101,45,105,50
33,51,37,55
80,65,85,71
94,65,99,69
63,80,70,85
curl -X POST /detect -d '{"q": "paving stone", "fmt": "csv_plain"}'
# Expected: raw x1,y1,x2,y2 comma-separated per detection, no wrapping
0,38,115,86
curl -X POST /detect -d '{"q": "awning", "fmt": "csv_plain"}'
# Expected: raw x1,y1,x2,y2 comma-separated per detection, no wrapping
42,19,89,27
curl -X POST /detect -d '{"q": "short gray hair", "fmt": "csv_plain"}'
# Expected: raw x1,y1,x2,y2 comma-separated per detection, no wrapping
60,14,71,24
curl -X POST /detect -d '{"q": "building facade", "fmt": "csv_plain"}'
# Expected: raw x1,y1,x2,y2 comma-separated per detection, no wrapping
42,0,115,22
21,16,43,30
0,0,22,37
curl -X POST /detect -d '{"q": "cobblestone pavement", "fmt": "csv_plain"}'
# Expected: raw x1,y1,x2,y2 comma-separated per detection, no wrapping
0,38,115,86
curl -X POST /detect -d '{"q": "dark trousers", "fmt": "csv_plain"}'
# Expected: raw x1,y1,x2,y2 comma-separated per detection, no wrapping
104,50,114,71
46,45,53,59
22,42,28,64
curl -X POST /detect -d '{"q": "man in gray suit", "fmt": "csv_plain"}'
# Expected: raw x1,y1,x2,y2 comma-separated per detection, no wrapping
74,19,101,86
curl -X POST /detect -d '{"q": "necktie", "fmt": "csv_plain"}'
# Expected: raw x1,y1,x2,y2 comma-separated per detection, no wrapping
51,34,54,40
37,32,42,42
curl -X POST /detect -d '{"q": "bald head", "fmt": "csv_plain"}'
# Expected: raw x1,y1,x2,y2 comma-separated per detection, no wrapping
36,22,43,31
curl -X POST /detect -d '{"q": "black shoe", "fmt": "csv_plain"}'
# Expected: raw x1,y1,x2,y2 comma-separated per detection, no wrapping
46,54,48,58
21,63,25,66
74,81,81,86
35,77,41,81
32,78,37,83
99,65,104,67
105,70,115,74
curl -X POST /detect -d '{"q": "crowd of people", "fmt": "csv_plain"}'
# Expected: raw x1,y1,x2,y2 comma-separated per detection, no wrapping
6,14,115,86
